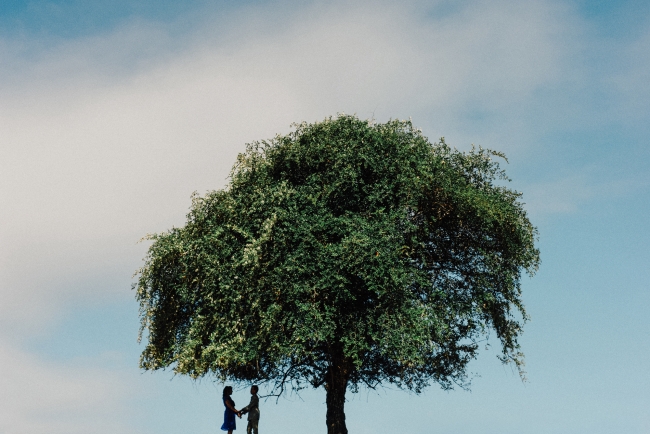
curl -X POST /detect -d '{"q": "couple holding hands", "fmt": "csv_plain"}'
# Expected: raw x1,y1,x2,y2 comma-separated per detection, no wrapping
221,385,260,434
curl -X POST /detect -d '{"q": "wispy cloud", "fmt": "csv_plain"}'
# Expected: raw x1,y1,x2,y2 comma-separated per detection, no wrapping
0,0,582,320
520,166,649,220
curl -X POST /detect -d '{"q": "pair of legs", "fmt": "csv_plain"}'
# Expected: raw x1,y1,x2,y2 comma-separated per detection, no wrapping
247,420,259,434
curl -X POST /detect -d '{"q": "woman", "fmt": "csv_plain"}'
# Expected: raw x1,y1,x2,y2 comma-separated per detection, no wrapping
221,386,241,433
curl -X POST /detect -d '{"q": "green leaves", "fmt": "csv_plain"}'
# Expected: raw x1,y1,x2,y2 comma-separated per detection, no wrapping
135,114,539,392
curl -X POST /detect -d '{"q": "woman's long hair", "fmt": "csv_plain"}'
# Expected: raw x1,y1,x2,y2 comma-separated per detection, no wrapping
223,386,233,397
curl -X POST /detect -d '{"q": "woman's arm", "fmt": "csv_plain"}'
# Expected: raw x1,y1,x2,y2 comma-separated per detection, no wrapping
225,398,239,413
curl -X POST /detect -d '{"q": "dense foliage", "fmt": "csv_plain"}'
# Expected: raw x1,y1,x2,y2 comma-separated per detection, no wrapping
135,115,539,433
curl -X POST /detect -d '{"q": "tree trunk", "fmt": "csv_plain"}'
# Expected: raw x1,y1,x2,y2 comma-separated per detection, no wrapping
325,347,352,434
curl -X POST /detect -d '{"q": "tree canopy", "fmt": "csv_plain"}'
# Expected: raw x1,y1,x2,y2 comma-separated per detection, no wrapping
135,115,539,434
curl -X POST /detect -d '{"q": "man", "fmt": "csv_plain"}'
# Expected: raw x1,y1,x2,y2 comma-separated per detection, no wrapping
240,385,260,434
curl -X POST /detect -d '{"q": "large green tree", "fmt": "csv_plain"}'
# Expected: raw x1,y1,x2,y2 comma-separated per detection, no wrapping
135,115,539,434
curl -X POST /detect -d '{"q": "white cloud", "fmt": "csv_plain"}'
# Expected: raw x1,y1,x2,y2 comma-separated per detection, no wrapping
0,0,581,327
522,172,597,216
521,167,649,220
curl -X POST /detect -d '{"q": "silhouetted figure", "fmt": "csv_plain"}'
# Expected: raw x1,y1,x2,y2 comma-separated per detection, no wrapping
240,385,260,434
221,386,241,433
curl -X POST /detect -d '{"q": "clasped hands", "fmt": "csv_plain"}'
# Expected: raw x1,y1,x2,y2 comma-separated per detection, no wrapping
236,409,248,419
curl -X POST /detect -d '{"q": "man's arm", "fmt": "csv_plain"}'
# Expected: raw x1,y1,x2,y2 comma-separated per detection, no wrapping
240,395,256,414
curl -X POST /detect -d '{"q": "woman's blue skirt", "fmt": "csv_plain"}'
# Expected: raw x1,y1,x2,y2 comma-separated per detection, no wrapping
221,409,236,431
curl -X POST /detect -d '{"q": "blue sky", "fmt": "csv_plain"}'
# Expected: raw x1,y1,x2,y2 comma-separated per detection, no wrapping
0,1,649,433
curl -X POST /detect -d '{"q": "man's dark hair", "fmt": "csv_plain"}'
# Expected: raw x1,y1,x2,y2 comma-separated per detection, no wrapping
251,385,259,393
